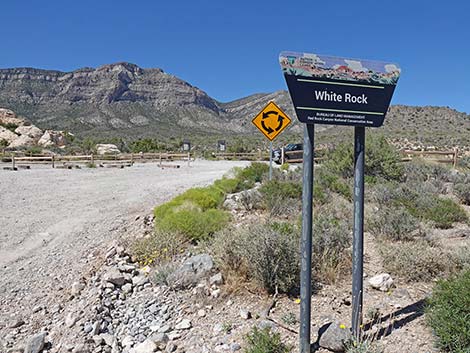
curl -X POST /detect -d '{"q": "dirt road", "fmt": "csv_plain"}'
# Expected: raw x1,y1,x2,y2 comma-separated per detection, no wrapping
0,160,248,321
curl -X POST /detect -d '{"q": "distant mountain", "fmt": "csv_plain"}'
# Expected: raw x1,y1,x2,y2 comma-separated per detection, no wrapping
0,63,469,146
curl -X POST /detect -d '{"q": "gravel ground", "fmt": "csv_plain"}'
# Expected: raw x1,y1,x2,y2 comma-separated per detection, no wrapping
0,160,248,324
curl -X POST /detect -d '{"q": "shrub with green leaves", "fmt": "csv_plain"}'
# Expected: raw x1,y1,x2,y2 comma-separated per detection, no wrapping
245,326,291,353
323,135,403,182
426,270,470,353
234,162,269,190
158,207,229,241
213,177,240,194
317,168,352,200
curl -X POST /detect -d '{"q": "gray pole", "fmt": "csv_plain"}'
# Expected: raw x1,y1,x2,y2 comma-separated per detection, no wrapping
300,124,315,353
352,126,365,340
269,140,273,180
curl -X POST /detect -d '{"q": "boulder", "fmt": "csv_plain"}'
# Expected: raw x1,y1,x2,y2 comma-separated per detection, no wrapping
8,134,38,148
24,332,46,353
15,125,43,140
368,273,394,292
96,144,120,155
0,108,26,126
318,322,351,352
103,267,131,287
167,254,214,289
38,130,68,147
0,126,18,144
223,188,261,211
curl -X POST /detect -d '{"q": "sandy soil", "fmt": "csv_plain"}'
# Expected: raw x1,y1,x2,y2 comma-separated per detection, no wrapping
0,160,248,319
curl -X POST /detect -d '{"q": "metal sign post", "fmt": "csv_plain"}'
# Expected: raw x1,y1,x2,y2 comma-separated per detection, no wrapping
269,141,273,180
352,126,365,339
280,51,400,350
299,124,315,353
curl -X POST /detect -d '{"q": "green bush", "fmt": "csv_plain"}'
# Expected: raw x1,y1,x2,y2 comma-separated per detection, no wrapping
245,327,291,353
317,168,352,200
235,162,269,190
368,207,422,241
323,135,403,181
259,180,302,216
426,270,470,353
213,177,240,194
158,208,229,241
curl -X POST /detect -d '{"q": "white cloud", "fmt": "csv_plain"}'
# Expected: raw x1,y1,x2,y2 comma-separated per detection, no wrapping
332,64,341,69
344,60,368,72
385,64,401,73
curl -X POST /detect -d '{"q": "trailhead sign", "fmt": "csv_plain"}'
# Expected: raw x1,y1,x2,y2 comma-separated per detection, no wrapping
280,51,400,127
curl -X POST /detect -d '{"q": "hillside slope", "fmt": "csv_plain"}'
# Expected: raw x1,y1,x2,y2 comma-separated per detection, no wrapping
1,63,469,146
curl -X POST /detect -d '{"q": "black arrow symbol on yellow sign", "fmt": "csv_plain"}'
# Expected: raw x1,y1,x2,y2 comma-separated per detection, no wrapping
261,111,286,134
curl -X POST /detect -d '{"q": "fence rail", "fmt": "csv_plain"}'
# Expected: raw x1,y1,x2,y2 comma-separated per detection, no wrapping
2,152,193,170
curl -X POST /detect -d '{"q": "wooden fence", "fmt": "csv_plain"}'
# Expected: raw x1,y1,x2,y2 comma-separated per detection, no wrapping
400,149,459,168
2,152,193,170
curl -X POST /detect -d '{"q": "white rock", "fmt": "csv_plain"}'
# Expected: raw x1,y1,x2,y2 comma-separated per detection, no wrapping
175,319,191,330
130,339,157,353
368,273,394,291
96,144,120,155
65,313,77,328
197,309,206,317
71,282,85,296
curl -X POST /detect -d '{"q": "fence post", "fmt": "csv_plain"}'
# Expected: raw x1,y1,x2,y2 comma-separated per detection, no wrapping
187,152,191,167
131,153,134,165
91,154,94,165
281,147,285,165
11,154,15,170
52,155,55,168
159,153,162,167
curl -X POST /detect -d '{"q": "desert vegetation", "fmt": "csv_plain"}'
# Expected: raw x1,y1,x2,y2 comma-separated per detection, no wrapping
128,136,470,352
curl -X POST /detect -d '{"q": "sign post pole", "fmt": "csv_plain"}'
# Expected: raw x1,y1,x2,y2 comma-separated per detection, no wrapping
352,126,365,340
269,140,273,180
299,124,314,353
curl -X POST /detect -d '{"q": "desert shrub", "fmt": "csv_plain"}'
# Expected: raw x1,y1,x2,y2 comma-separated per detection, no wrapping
426,270,470,352
323,135,403,182
259,180,302,217
280,163,289,172
368,207,422,241
317,168,352,200
373,183,467,229
404,161,454,184
313,213,352,283
213,177,240,194
158,208,229,241
130,230,186,266
454,182,470,205
152,262,178,286
0,139,8,148
25,146,42,155
379,240,454,282
234,162,269,190
245,326,291,353
210,217,351,293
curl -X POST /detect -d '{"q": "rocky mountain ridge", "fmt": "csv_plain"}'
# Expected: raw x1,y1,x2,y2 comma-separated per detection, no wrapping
1,63,469,146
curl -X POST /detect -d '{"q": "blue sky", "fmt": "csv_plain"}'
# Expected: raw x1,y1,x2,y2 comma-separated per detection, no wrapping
1,0,469,113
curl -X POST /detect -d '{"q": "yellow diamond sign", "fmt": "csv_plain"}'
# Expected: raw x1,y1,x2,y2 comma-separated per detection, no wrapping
252,101,292,141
